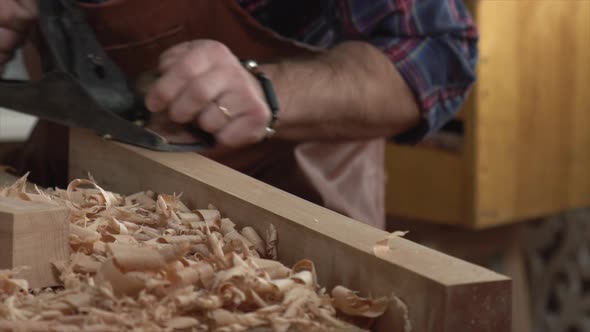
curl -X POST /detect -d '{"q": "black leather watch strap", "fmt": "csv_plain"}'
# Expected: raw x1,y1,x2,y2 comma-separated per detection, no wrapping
241,60,279,133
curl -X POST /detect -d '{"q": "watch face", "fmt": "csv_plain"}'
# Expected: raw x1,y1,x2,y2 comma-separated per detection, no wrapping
242,60,259,72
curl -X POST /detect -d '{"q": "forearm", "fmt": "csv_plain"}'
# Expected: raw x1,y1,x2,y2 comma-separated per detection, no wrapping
262,41,421,141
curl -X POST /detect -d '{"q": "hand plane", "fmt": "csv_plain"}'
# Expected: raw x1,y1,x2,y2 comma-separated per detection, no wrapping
0,0,214,152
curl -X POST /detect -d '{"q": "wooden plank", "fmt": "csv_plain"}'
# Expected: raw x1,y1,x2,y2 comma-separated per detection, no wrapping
70,129,510,332
388,220,531,332
0,197,69,288
473,0,590,226
385,144,467,225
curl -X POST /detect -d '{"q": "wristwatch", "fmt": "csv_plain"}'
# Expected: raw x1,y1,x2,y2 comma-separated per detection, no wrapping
241,60,279,139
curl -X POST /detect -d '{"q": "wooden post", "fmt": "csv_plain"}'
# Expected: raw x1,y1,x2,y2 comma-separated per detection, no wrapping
0,197,69,288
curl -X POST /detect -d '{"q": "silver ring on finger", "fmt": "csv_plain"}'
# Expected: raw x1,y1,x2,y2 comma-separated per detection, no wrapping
215,101,233,121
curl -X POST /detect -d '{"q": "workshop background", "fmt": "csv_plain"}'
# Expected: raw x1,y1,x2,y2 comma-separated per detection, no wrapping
0,1,588,332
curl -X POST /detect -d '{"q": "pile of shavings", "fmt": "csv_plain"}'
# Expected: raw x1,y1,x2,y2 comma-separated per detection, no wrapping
0,175,389,332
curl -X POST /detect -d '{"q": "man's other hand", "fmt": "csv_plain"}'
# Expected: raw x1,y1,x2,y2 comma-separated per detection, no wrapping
146,40,271,148
0,0,37,71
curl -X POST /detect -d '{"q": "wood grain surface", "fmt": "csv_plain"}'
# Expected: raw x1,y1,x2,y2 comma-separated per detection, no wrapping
0,197,69,288
70,129,511,332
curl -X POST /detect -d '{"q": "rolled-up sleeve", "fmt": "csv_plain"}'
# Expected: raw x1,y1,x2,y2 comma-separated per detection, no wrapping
339,0,478,142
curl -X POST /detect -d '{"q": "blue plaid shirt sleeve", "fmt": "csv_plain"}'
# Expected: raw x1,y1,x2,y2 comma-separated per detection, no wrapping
338,0,478,142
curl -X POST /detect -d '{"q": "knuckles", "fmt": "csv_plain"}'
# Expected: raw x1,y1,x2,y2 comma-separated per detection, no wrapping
171,40,236,78
0,2,37,29
196,40,232,60
18,7,37,23
177,54,202,77
187,79,214,103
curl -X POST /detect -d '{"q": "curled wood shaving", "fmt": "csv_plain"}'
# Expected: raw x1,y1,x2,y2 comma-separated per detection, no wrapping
265,224,278,260
0,174,398,331
331,286,389,318
0,268,29,295
373,231,409,256
241,227,265,256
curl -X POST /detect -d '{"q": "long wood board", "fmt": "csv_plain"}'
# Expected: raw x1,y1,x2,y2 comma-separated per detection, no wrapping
69,129,511,332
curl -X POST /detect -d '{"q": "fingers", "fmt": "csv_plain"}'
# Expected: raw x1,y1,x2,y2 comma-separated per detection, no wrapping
0,27,20,49
158,42,191,72
167,69,228,123
145,68,193,112
0,0,38,67
216,109,269,147
197,102,232,134
148,40,273,148
15,0,39,18
146,42,221,112
0,27,19,65
0,0,37,31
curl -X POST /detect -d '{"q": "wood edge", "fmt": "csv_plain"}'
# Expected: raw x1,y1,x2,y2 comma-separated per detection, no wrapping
444,278,512,332
0,197,68,214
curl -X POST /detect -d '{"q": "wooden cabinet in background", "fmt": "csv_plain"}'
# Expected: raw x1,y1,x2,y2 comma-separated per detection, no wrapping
386,0,590,228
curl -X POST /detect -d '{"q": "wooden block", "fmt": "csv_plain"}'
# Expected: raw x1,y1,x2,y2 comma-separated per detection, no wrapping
70,129,511,332
0,197,69,288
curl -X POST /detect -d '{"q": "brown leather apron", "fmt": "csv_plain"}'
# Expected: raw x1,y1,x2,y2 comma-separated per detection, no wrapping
16,0,386,228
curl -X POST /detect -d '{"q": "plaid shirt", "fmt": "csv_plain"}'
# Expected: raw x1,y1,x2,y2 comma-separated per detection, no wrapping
84,0,478,141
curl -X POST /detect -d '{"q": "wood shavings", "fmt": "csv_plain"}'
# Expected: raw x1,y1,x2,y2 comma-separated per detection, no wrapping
0,268,29,295
249,258,290,279
165,316,201,330
265,224,278,260
241,227,266,256
0,174,397,331
373,231,409,256
331,286,389,318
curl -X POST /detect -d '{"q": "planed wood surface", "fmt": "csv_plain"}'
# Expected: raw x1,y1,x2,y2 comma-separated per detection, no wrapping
70,129,511,332
386,0,590,228
0,197,69,288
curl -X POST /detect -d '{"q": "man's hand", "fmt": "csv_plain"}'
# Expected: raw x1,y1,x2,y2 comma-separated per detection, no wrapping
146,40,271,148
0,0,37,71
